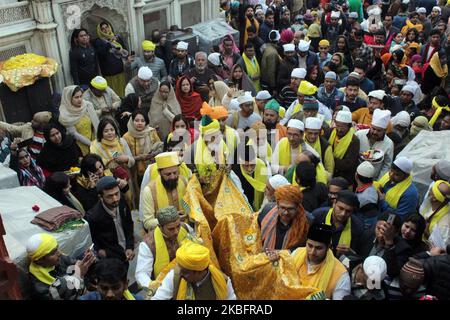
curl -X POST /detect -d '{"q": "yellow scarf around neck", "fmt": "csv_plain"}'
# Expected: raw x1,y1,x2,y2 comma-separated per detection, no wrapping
328,128,355,160
123,289,136,300
292,163,328,186
325,208,351,247
429,97,450,127
278,138,301,167
242,53,261,91
293,248,336,293
194,135,228,176
429,51,448,80
29,262,56,285
176,264,228,300
155,175,187,209
377,172,413,209
240,158,268,211
307,138,322,158
153,226,188,278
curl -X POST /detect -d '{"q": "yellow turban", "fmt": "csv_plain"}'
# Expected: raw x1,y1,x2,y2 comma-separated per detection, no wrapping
91,76,108,90
298,80,317,95
155,151,180,169
142,40,156,51
319,39,330,47
200,115,221,135
26,233,58,261
176,241,210,271
432,180,450,203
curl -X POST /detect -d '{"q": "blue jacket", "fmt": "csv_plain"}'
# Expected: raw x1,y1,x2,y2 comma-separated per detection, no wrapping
340,76,375,94
317,85,345,110
380,181,419,219
79,291,143,300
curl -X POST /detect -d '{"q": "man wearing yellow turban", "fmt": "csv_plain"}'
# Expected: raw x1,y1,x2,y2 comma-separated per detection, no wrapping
152,241,236,300
83,76,121,118
141,151,189,231
124,40,167,81
26,233,95,299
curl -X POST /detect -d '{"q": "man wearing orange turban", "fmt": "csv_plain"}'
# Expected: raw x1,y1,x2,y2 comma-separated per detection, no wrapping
258,184,309,251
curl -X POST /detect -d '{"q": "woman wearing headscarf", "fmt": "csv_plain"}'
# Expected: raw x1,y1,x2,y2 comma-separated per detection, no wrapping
400,214,429,255
333,35,353,70
44,172,85,215
9,142,45,189
58,85,99,156
329,53,349,81
116,93,141,136
175,75,203,123
26,233,95,300
37,123,82,177
421,50,448,95
94,21,128,97
409,116,433,139
219,34,241,79
208,80,230,107
226,64,257,96
149,81,181,139
123,110,163,203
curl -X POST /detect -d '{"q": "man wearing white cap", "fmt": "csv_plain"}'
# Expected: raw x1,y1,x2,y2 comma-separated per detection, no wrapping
261,30,282,94
317,71,344,110
391,85,420,122
254,90,272,116
305,117,335,176
207,52,227,80
352,89,391,128
388,111,412,157
347,12,361,33
270,119,316,174
377,156,419,218
278,68,306,108
417,7,431,39
227,92,262,130
355,161,379,228
83,76,121,117
168,41,194,84
352,255,387,300
356,109,394,180
297,39,319,70
277,43,298,91
237,43,261,91
321,10,347,49
125,66,160,112
185,51,217,101
260,174,290,210
328,110,360,185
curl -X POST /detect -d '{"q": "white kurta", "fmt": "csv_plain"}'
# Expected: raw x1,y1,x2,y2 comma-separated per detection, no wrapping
420,197,450,248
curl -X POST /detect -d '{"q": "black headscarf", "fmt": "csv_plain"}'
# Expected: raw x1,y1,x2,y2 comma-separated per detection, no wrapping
37,123,81,173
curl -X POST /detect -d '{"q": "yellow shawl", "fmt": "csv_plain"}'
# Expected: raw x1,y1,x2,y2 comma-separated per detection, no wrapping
153,226,188,278
293,163,328,186
97,23,122,48
90,138,125,168
429,96,450,127
194,135,228,177
177,264,228,300
325,208,351,247
240,158,268,211
377,172,413,209
277,137,302,167
154,175,187,210
242,53,261,91
429,51,449,83
123,290,136,300
328,128,355,160
29,263,56,286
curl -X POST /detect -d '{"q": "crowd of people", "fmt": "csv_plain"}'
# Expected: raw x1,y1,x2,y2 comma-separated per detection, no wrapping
1,0,450,300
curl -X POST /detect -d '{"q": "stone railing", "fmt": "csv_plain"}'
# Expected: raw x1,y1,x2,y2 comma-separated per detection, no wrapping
0,1,33,27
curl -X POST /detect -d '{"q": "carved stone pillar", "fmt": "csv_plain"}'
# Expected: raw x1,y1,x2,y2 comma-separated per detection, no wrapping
134,1,146,55
32,0,65,91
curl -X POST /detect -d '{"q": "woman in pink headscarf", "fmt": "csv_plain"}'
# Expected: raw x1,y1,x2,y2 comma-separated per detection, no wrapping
219,35,241,79
280,29,294,46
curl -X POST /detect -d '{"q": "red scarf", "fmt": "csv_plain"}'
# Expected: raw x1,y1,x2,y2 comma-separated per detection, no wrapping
175,75,203,121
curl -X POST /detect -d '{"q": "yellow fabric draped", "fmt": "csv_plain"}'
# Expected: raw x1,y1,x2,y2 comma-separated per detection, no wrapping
427,204,450,236
377,173,413,209
29,263,56,285
123,290,136,300
292,163,328,186
242,53,261,91
176,264,228,300
240,158,268,211
429,51,449,85
97,23,123,49
150,162,191,181
307,138,322,158
328,128,355,160
429,97,450,127
293,248,336,294
194,135,228,177
277,138,300,167
155,175,186,209
293,102,302,115
325,208,351,246
224,127,238,151
153,226,188,278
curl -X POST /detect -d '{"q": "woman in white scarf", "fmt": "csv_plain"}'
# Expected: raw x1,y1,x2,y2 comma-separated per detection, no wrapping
208,80,230,107
405,66,424,105
58,85,100,155
148,81,181,140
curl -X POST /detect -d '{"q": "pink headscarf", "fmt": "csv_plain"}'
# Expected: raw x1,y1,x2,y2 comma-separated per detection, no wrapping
219,34,240,54
409,54,422,65
280,29,294,45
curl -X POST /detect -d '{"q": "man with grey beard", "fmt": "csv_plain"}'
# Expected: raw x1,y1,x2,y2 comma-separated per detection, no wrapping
184,51,217,101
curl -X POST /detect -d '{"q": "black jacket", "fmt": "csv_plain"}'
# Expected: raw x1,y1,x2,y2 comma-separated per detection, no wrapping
86,198,134,261
422,253,450,300
358,228,412,278
94,36,126,76
69,45,99,86
277,57,298,91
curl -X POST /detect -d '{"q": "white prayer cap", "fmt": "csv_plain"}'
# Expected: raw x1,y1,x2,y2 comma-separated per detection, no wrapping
256,90,271,100
357,161,375,178
331,11,340,18
335,110,352,124
391,44,404,52
305,117,323,130
393,156,413,174
402,0,410,4
269,30,281,42
340,105,351,112
291,68,307,79
371,109,391,129
138,66,153,80
325,71,337,80
283,43,296,52
269,174,290,189
391,111,411,128
238,92,254,105
287,119,305,131
368,90,386,101
298,40,311,52
363,256,387,281
176,41,189,50
349,12,358,19
208,52,221,66
401,84,416,95
433,6,442,13
229,98,240,111
255,8,264,14
417,7,427,14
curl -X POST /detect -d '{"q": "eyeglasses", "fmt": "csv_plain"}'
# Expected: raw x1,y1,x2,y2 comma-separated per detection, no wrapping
278,205,298,214
319,47,328,50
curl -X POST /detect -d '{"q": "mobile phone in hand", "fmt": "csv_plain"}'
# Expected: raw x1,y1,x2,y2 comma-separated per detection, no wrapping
387,214,396,225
